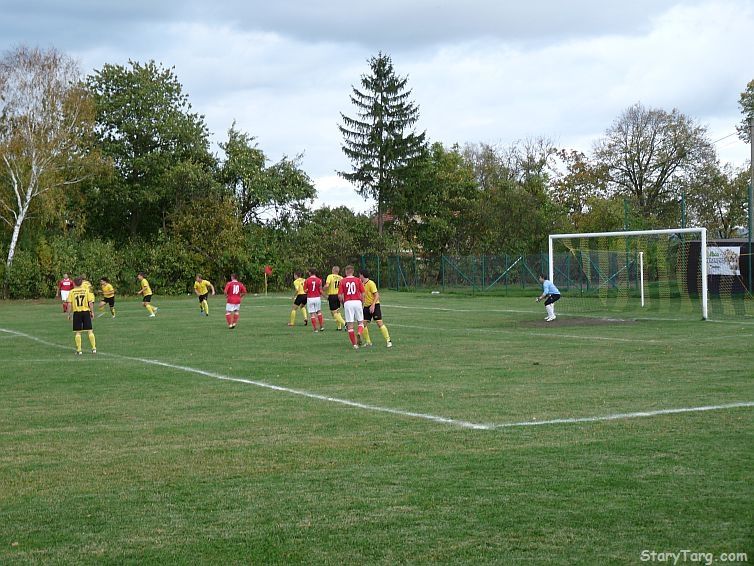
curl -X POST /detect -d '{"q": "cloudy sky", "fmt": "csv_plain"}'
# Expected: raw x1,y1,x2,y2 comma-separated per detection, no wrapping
3,0,752,211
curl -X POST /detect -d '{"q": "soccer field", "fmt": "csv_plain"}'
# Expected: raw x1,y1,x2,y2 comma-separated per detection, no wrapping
1,293,753,564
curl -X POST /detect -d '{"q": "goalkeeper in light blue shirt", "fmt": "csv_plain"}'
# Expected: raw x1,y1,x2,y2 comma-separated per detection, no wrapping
536,274,561,322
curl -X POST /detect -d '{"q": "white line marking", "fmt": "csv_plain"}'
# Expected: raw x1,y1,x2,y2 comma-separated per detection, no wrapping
0,328,486,430
389,323,657,343
489,402,754,428
2,328,752,431
386,302,754,325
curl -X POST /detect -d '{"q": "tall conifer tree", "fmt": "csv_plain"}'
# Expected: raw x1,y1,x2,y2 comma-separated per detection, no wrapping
339,53,425,235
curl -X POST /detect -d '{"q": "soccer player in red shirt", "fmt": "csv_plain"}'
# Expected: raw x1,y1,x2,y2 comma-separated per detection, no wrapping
304,268,326,332
338,265,366,349
223,274,247,329
56,273,74,314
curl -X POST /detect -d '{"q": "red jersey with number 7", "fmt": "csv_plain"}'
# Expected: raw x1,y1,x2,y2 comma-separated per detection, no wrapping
304,275,323,298
224,280,247,304
339,276,364,302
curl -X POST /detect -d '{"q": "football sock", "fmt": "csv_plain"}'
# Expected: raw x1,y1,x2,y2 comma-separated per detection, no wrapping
334,312,345,329
318,313,324,328
357,323,364,335
74,333,82,352
146,304,155,315
226,313,233,326
379,324,391,343
347,328,357,345
110,307,116,316
301,306,308,320
202,300,209,315
88,331,96,350
362,325,371,344
289,310,297,325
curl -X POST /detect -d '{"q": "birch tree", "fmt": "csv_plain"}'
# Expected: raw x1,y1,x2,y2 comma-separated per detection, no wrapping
0,46,94,269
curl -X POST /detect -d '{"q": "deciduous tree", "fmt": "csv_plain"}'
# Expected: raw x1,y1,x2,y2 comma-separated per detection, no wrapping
218,124,315,226
0,46,95,271
593,102,714,222
686,162,749,238
737,79,754,143
85,60,216,238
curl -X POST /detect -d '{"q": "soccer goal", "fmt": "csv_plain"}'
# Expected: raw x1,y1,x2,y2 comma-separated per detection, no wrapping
548,227,709,320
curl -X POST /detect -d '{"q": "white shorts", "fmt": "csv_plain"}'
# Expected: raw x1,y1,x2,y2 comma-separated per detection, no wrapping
225,303,240,312
306,297,322,313
344,300,364,324
60,290,70,302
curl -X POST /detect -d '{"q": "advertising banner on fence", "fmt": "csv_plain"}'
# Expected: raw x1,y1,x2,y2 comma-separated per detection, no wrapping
707,246,741,276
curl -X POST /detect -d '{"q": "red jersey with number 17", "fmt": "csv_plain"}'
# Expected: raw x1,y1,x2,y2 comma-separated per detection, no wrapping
339,276,364,302
224,280,247,304
304,275,323,298
59,278,74,291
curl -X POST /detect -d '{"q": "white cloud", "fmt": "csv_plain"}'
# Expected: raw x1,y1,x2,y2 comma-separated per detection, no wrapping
5,0,752,211
313,175,373,213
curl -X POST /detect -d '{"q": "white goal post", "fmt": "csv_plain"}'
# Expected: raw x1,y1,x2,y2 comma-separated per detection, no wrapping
548,227,708,320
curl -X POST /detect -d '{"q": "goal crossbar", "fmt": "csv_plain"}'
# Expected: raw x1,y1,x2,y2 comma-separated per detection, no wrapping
548,227,708,319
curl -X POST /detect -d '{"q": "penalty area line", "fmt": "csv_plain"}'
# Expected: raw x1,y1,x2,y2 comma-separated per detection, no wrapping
1,327,752,431
0,328,487,430
489,402,754,428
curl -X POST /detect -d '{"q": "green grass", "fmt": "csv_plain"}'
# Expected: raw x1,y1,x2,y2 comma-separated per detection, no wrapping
1,293,752,564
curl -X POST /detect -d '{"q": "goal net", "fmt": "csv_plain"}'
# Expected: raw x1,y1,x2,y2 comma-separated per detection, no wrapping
548,228,710,320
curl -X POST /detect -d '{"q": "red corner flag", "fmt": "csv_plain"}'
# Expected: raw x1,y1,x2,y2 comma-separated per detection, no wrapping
264,265,273,275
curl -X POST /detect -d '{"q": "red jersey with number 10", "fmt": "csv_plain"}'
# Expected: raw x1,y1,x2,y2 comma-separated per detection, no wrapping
339,276,364,302
224,280,247,304
304,276,323,298
59,278,74,291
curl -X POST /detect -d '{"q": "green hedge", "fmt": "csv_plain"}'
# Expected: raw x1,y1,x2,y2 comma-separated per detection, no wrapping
1,208,391,298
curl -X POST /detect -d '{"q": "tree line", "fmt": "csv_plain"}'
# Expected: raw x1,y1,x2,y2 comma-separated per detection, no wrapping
1,46,752,298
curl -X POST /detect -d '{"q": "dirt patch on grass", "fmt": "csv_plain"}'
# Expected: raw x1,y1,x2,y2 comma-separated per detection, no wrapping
520,316,638,328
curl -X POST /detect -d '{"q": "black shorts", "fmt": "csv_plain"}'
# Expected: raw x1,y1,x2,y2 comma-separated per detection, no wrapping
294,294,307,306
72,311,93,332
143,294,152,303
363,303,382,322
544,294,561,306
328,295,341,311
104,297,115,307
198,293,208,303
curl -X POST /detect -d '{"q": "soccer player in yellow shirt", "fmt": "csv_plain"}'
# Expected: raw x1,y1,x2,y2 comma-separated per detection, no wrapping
193,275,216,316
68,277,97,354
325,266,346,330
288,271,308,326
137,272,158,317
359,269,392,348
97,277,116,318
81,275,93,292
